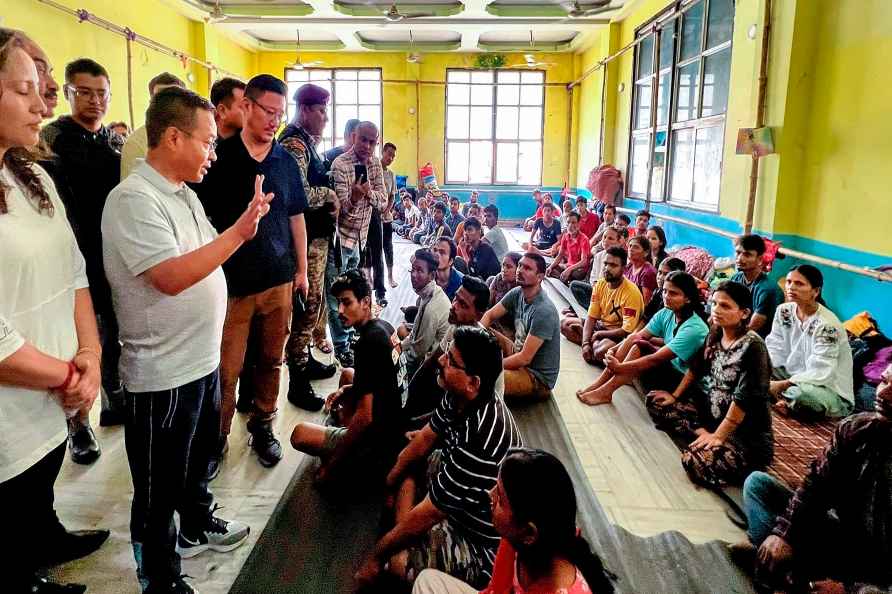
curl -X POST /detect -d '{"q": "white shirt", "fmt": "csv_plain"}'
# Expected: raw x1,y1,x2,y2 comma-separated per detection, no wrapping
589,249,609,284
765,302,855,403
0,165,88,482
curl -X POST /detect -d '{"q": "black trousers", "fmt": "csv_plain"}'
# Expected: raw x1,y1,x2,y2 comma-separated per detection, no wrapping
125,370,219,585
382,220,394,269
363,210,386,299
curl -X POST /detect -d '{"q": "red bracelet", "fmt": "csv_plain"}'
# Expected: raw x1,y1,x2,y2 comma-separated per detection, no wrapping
51,361,77,391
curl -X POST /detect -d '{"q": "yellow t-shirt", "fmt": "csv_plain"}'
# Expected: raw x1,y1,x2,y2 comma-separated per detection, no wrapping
587,277,644,334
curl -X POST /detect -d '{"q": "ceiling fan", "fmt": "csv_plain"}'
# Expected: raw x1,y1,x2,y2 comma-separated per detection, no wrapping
381,1,434,22
406,30,423,64
508,32,556,69
206,0,228,23
563,0,615,18
290,30,324,71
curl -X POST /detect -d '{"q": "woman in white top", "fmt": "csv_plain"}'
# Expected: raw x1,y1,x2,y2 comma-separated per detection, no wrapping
765,264,854,419
0,31,108,592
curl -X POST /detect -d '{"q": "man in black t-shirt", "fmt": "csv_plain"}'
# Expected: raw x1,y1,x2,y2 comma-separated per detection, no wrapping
290,270,403,485
462,217,501,281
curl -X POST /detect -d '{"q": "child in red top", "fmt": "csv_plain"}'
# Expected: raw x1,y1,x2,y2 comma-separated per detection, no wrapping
576,196,600,239
546,212,591,284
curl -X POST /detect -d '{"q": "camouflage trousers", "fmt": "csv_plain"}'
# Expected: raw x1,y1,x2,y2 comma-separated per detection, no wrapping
286,237,329,365
646,396,751,488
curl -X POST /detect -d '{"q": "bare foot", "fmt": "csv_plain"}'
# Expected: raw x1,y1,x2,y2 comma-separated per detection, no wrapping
577,388,613,406
773,400,791,417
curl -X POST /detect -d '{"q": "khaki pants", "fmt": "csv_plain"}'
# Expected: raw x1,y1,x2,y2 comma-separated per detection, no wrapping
411,569,476,594
220,282,292,434
286,237,329,365
492,329,552,402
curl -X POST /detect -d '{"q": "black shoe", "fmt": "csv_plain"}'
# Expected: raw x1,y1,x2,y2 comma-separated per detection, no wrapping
247,419,283,467
206,436,228,482
305,352,337,380
378,298,388,309
144,576,199,594
43,528,110,566
334,348,354,368
287,366,325,412
67,422,101,465
99,407,127,427
26,576,86,594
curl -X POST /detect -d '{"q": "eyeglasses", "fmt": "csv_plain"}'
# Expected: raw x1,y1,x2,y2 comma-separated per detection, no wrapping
177,128,218,153
65,85,110,102
248,97,285,124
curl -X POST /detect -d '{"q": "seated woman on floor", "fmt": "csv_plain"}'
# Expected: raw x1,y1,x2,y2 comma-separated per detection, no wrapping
487,252,521,306
641,257,686,326
624,235,658,304
412,448,615,594
765,264,854,419
576,271,709,406
647,281,774,488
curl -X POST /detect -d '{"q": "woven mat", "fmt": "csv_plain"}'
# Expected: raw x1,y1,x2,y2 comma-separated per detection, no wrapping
765,411,838,489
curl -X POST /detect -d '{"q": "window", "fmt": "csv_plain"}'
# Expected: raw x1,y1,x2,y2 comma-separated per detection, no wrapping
628,0,733,209
284,68,382,154
445,69,544,186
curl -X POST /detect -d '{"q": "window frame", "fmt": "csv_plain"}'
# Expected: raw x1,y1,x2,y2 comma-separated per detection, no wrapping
444,68,546,187
283,67,383,154
627,0,733,212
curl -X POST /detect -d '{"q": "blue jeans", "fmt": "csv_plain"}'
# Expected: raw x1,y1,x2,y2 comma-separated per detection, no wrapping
742,471,793,545
325,241,361,352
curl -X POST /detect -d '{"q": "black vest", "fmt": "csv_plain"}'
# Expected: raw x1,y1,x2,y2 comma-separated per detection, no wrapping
279,123,336,240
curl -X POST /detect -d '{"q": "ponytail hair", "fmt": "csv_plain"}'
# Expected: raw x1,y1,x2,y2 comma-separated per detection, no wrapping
500,448,615,592
664,271,707,331
789,264,826,305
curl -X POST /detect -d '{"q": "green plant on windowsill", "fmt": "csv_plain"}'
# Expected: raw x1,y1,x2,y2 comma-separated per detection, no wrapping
475,54,506,69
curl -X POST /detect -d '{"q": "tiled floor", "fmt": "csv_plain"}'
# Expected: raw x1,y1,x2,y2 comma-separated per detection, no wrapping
49,232,743,593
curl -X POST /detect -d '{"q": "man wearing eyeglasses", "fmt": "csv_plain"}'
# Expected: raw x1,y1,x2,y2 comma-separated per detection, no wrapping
194,74,309,471
40,58,126,466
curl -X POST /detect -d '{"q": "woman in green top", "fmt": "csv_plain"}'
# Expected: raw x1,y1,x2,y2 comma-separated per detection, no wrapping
576,271,708,406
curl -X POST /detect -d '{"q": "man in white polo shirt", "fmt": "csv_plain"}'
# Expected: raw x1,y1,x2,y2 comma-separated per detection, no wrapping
102,87,269,593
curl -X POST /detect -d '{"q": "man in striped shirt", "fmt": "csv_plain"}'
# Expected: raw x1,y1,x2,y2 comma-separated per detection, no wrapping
355,326,523,590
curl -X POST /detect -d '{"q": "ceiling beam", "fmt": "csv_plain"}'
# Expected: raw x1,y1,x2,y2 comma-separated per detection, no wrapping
333,2,464,18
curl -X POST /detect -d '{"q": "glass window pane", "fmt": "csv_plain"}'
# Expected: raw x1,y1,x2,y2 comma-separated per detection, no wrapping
707,0,734,48
496,106,519,140
447,142,470,183
629,134,651,195
448,70,470,83
358,69,380,80
680,1,705,61
471,70,494,84
335,105,358,136
517,141,542,185
701,48,730,116
675,61,700,122
670,128,695,202
358,105,380,128
521,71,544,84
656,73,670,127
659,21,675,70
637,34,654,79
519,84,542,106
498,84,520,106
469,141,493,184
446,106,469,139
496,143,518,183
693,125,723,206
633,79,652,130
309,70,331,81
335,80,357,104
471,83,493,105
357,81,381,104
651,130,668,200
286,70,309,82
470,106,493,138
335,70,357,80
498,71,520,83
322,119,333,143
448,83,470,105
518,107,542,139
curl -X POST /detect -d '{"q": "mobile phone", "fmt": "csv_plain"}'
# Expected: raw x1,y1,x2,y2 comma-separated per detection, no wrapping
354,164,368,183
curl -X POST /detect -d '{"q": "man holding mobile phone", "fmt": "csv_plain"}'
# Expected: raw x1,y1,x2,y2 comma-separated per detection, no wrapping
331,122,387,359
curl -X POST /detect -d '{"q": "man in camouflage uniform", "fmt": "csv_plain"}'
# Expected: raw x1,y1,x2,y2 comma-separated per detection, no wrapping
278,84,339,410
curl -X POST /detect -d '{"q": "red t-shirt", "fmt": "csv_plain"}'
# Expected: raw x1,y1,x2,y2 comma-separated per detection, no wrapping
578,212,600,238
480,539,592,594
560,232,591,266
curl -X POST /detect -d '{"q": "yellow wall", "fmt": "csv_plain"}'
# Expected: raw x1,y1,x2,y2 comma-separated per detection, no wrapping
4,0,256,128
258,50,576,187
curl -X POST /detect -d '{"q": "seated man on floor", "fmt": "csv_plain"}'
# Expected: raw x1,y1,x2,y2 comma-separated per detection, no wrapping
546,211,591,284
576,271,709,406
454,203,482,261
399,249,451,381
481,253,561,401
422,201,453,247
590,203,617,249
522,202,561,254
765,265,854,419
561,247,644,365
732,234,782,338
569,225,628,310
290,270,403,485
523,189,544,232
355,327,523,590
445,196,464,234
632,209,651,237
463,217,502,281
396,194,421,238
482,204,509,263
432,237,464,300
730,363,892,592
460,189,480,217
576,195,600,240
410,197,433,244
403,276,494,427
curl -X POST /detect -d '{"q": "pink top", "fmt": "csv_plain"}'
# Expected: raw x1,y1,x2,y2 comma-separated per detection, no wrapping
480,539,592,594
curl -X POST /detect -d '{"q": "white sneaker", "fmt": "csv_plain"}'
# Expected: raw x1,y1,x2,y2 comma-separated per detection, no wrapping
176,514,249,559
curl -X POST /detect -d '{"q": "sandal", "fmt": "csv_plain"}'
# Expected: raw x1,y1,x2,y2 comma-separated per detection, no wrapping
314,338,333,354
